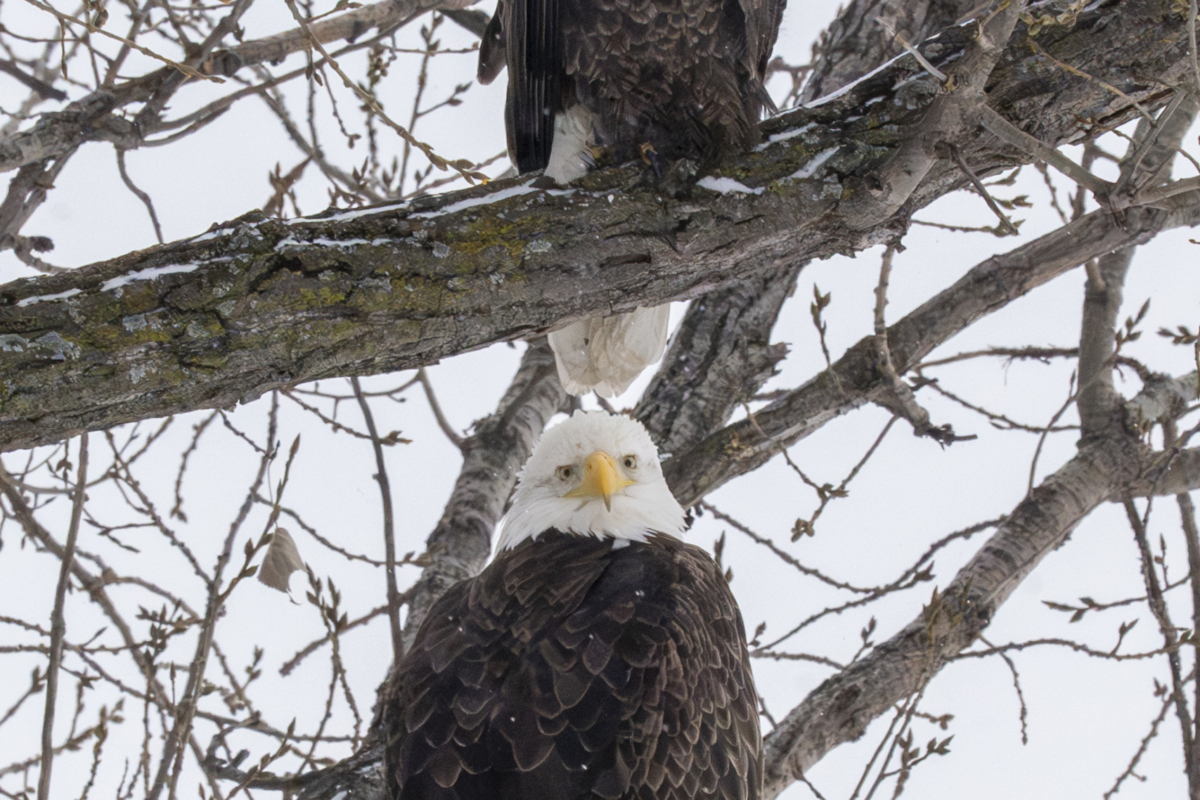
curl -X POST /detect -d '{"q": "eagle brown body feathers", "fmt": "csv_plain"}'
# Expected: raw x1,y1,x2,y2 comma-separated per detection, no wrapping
477,0,786,172
382,532,761,800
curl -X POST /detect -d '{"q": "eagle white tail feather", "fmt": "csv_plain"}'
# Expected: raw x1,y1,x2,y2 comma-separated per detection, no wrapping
545,107,668,397
548,304,670,397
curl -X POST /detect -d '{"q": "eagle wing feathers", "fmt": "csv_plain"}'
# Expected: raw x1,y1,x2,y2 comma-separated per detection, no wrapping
476,4,507,85
484,0,784,173
383,532,760,800
500,0,562,172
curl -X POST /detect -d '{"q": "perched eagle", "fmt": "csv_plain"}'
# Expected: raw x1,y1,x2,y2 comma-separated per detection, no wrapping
383,411,761,800
477,0,787,397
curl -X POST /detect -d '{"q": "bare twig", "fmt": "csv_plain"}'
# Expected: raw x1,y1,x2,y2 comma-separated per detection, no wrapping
36,433,87,800
417,368,464,449
1124,498,1196,786
945,142,1019,234
114,149,164,244
977,106,1113,200
1105,684,1177,799
23,0,221,82
0,58,65,100
870,244,968,444
351,377,404,664
282,0,482,183
1164,418,1200,761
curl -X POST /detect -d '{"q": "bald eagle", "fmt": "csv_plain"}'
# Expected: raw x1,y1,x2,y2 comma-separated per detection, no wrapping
383,411,761,800
477,0,786,397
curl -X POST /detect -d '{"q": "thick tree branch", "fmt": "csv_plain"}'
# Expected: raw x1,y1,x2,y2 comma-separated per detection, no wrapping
1133,447,1200,497
798,0,974,104
1078,92,1199,433
1,0,1192,453
1126,371,1199,432
1077,248,1132,433
837,0,1025,231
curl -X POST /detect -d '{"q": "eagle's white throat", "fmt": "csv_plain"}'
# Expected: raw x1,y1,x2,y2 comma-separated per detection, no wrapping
496,411,686,550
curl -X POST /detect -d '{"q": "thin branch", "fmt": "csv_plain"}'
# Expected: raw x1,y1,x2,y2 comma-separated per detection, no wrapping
1124,498,1197,786
1164,417,1200,757
1105,684,1177,799
279,604,390,677
0,58,66,100
282,0,482,182
115,148,164,244
417,368,464,449
977,105,1113,200
36,433,87,800
22,0,220,82
945,142,1019,234
351,377,404,664
870,244,945,440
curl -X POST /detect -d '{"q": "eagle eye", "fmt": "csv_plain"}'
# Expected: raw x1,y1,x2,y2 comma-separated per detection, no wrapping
556,465,575,482
622,455,637,470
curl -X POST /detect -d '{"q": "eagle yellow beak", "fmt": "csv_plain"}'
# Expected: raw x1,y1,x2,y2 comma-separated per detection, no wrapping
564,451,635,510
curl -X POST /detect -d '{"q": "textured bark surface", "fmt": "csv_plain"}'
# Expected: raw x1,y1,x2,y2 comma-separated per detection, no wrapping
0,0,1190,453
634,264,796,456
798,0,971,104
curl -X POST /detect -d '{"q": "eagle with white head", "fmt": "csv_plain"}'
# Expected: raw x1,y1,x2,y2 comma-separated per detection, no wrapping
383,410,761,800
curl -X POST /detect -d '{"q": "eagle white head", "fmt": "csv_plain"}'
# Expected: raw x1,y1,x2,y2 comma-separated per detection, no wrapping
496,411,687,549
